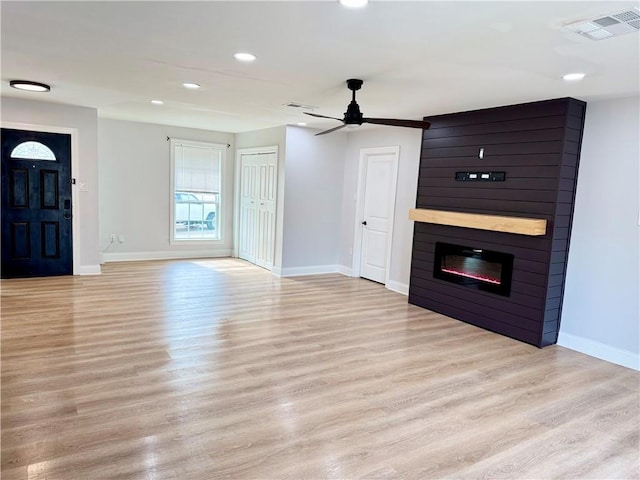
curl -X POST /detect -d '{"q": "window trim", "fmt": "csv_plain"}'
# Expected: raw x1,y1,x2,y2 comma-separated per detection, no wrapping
169,138,226,245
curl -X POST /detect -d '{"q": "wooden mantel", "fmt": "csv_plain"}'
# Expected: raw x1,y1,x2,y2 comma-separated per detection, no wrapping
409,208,547,236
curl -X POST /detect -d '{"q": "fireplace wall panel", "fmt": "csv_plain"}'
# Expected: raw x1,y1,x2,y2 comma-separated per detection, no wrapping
421,196,556,216
410,276,543,326
422,128,568,149
409,97,586,347
419,187,558,203
409,288,542,346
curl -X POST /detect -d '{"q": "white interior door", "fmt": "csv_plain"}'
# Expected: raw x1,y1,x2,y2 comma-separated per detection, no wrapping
239,158,258,264
238,151,277,270
356,146,399,284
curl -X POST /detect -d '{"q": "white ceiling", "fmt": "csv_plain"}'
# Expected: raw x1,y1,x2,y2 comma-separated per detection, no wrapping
1,1,638,133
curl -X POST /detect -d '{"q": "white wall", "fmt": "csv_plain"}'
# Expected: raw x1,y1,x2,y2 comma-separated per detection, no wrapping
560,96,640,370
280,127,346,274
236,125,286,151
98,118,234,261
340,127,423,293
1,96,100,273
236,126,286,269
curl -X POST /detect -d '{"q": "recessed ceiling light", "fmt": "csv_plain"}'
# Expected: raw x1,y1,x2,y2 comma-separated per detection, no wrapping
151,100,164,105
9,80,50,92
297,122,307,126
182,82,201,89
339,0,368,8
563,73,586,81
234,52,256,62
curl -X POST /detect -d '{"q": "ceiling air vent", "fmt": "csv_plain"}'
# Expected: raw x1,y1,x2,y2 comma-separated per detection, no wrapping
564,7,640,40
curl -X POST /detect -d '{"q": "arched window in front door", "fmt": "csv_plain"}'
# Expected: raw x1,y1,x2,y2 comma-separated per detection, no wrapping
10,141,56,161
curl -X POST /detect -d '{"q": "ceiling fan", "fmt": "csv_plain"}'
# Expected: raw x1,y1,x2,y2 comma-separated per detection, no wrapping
305,79,431,136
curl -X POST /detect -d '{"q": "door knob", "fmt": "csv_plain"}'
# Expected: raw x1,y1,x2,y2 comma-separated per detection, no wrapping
362,220,367,226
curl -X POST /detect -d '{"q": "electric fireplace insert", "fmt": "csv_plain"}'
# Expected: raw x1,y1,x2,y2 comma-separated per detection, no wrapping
433,242,514,296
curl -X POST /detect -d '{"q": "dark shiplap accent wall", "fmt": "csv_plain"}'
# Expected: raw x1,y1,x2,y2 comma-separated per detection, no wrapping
409,98,586,347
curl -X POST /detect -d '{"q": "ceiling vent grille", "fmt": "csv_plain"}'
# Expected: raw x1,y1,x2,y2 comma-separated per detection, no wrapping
564,7,640,40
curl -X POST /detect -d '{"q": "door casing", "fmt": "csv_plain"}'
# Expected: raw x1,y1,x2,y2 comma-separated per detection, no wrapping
2,122,80,275
352,145,400,286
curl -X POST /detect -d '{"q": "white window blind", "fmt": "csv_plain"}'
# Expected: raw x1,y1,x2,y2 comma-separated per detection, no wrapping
174,143,220,193
170,139,225,242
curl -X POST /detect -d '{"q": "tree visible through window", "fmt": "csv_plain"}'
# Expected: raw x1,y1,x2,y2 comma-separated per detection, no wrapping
170,139,224,242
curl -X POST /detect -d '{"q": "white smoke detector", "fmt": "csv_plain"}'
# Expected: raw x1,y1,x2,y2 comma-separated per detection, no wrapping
564,7,640,40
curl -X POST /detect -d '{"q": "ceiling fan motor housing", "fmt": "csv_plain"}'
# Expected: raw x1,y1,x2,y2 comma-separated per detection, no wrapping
344,79,365,124
346,78,364,91
344,101,364,125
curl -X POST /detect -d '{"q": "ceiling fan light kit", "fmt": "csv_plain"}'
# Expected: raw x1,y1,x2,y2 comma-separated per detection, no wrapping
305,79,432,136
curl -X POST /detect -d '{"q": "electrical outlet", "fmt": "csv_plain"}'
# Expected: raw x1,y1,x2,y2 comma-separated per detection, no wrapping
110,233,116,242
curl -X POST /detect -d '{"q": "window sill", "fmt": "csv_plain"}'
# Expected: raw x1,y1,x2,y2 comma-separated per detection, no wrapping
169,239,224,246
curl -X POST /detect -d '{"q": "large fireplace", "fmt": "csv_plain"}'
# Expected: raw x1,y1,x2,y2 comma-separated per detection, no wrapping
433,242,513,297
408,97,587,348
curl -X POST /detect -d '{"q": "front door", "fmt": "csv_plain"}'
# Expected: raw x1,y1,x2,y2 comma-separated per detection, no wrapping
1,128,73,278
358,146,399,284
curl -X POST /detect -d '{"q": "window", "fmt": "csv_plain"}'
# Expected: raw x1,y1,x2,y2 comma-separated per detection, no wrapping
170,139,225,242
11,141,56,161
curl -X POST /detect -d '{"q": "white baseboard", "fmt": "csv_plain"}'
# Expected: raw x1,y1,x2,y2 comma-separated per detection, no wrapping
77,264,102,275
276,264,339,277
338,265,353,277
557,332,640,371
386,280,409,296
103,249,232,263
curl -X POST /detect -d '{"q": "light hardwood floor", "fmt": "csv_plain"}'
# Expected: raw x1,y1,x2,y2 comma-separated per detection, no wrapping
1,259,638,480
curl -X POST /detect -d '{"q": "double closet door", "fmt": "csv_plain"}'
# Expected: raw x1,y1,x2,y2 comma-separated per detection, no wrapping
238,151,277,270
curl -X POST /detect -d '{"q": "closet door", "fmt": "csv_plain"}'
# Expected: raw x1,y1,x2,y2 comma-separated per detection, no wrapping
238,151,277,270
238,156,258,264
254,155,277,269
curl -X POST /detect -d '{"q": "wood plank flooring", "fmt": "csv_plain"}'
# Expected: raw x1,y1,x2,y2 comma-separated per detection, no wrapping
1,259,638,480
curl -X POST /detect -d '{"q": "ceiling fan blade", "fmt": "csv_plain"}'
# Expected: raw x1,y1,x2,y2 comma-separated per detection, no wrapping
304,112,344,121
315,124,347,136
362,118,431,129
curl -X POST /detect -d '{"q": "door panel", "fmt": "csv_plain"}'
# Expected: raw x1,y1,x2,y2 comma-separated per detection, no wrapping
238,152,277,270
359,148,399,284
1,128,73,278
239,162,258,263
11,223,30,258
10,169,29,207
41,170,59,208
